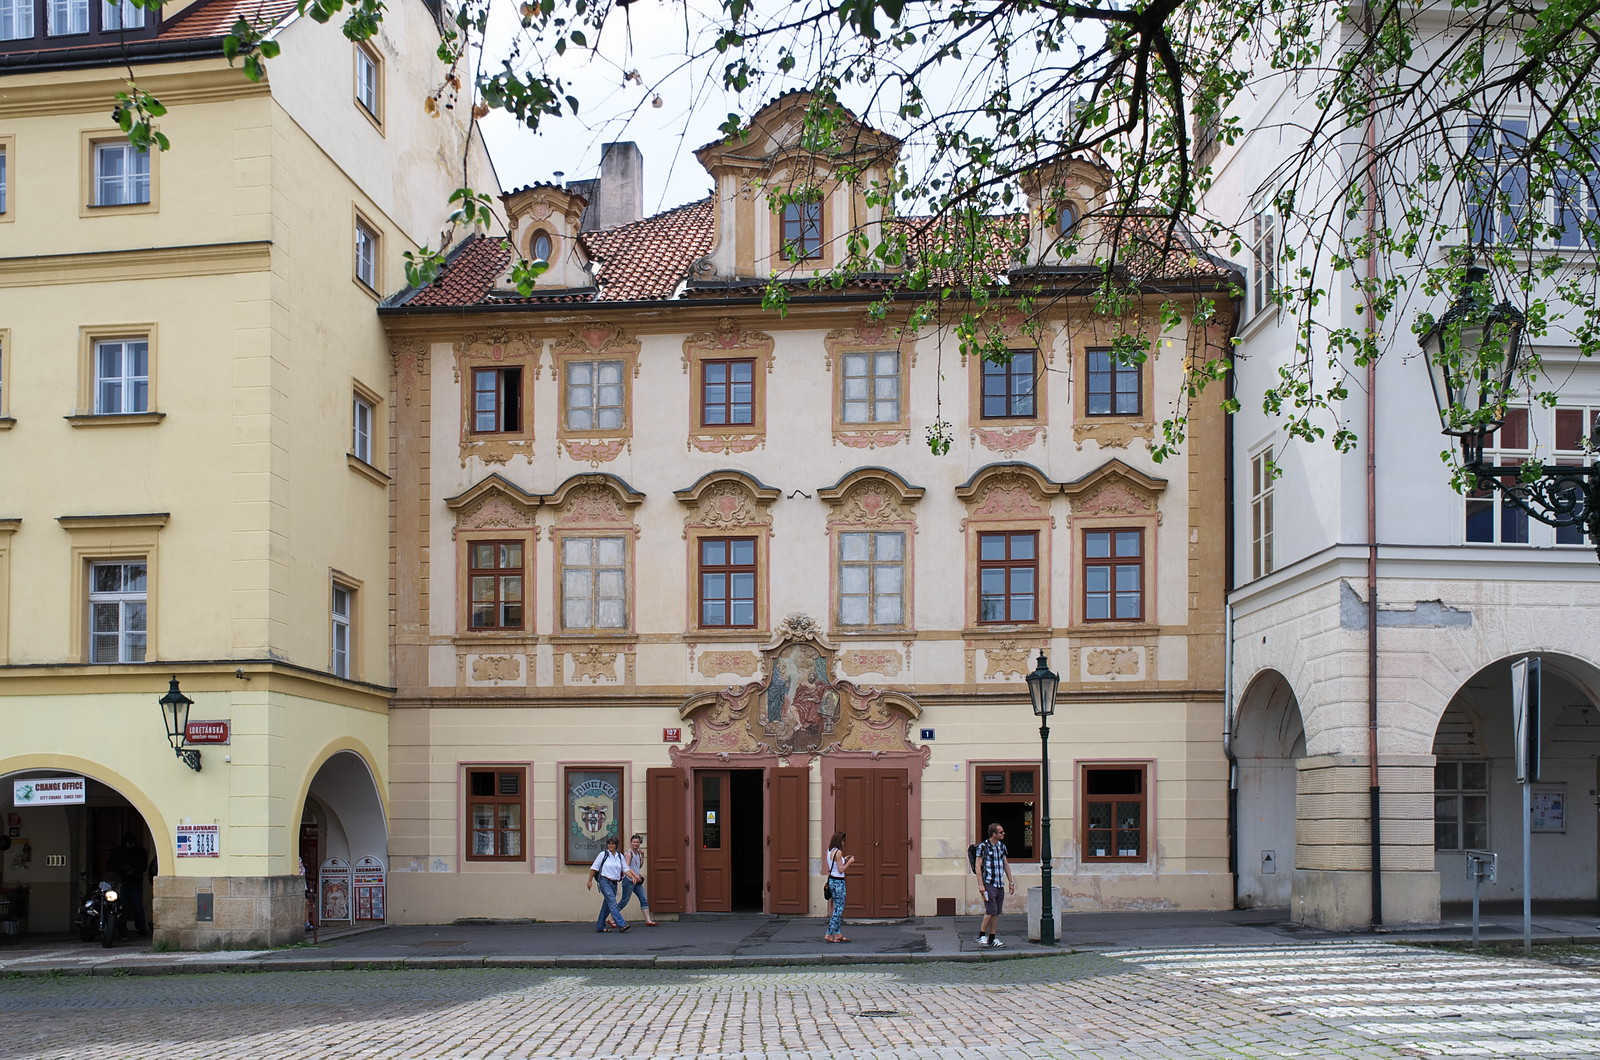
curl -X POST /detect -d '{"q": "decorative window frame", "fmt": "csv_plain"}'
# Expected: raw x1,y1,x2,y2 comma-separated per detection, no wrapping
80,130,158,217
818,467,923,636
1070,323,1156,450
546,472,644,643
551,324,640,466
352,205,382,299
956,462,1060,634
0,327,11,428
69,323,162,427
352,39,384,134
446,474,543,640
965,314,1056,454
1076,759,1154,865
675,469,780,638
0,518,17,662
58,512,167,663
461,762,530,867
0,135,14,223
682,320,773,454
823,322,915,449
348,377,387,485
330,568,361,680
1062,459,1166,630
453,330,540,466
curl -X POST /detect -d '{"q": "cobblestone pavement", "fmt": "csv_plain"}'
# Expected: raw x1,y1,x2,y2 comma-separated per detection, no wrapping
3,942,1598,1058
1109,942,1600,1057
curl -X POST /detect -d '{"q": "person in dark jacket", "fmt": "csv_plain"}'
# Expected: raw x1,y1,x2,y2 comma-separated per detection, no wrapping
110,833,151,936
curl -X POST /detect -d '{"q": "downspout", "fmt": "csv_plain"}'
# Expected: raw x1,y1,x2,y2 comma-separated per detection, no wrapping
1224,341,1240,908
1364,68,1384,929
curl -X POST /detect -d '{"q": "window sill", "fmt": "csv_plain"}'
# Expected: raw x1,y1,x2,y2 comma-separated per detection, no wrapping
684,629,769,643
975,417,1043,429
1068,621,1158,635
830,626,913,638
549,631,637,642
347,452,390,485
353,276,381,302
0,417,14,431
81,200,157,218
65,411,165,428
964,624,1047,638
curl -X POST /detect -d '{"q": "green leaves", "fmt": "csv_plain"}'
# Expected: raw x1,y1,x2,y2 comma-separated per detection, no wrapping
110,87,170,152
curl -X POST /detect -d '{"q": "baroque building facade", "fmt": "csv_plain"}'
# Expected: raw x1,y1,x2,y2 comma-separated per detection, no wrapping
381,95,1241,922
0,0,495,946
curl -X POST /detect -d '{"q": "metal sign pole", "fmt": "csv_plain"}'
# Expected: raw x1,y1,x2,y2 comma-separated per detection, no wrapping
1522,781,1532,955
1512,656,1540,956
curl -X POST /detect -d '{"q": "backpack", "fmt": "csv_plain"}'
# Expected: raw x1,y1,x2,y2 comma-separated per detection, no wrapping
967,842,979,873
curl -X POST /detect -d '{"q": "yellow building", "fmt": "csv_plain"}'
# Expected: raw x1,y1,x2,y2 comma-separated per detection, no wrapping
380,96,1239,925
0,0,494,946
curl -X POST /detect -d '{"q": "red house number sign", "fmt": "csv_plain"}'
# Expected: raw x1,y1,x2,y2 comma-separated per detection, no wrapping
662,727,681,743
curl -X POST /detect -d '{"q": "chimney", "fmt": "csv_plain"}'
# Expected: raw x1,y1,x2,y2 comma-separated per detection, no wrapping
577,142,643,232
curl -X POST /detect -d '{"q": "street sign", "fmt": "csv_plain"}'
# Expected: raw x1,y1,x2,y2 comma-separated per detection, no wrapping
1512,656,1541,783
184,720,231,744
13,776,85,806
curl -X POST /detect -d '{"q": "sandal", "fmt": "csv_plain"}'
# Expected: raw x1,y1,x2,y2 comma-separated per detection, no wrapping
618,924,631,933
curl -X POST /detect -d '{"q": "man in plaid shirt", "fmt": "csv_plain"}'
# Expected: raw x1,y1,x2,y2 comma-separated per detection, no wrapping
973,821,1015,948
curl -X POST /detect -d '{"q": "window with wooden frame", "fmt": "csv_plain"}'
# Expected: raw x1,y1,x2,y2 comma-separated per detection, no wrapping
700,358,755,427
1083,528,1143,622
0,137,11,217
975,765,1039,861
839,350,901,425
837,531,904,627
88,560,146,663
1555,406,1599,546
977,531,1037,624
560,535,626,632
92,141,149,205
1464,407,1530,544
471,366,523,434
465,766,525,861
354,214,380,293
351,392,374,465
0,329,10,424
564,359,625,432
1249,449,1275,578
353,40,383,129
330,579,354,678
1435,760,1488,851
1081,764,1147,862
1085,348,1141,416
93,336,149,414
698,536,757,628
781,199,822,260
467,540,525,631
980,351,1037,420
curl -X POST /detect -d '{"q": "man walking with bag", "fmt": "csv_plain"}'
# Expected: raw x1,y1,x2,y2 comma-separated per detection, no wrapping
972,822,1014,949
587,835,631,933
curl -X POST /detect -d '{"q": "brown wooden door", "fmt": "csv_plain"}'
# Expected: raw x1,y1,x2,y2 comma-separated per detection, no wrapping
833,767,910,917
769,767,809,914
645,768,688,913
694,770,732,912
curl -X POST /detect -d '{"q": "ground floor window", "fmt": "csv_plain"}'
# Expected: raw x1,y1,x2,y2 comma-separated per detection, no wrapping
1082,764,1147,862
975,765,1038,860
1435,760,1488,851
466,767,525,861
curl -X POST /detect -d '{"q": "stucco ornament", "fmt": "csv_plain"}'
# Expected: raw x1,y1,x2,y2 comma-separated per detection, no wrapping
569,645,619,682
972,426,1045,455
689,482,771,531
1076,481,1155,517
562,438,628,465
1073,419,1154,449
470,655,521,682
697,651,760,678
983,642,1031,679
678,617,919,758
840,650,903,677
1085,648,1141,677
972,479,1045,519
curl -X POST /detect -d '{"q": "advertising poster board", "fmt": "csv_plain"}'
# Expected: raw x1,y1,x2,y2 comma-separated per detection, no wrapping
563,766,623,865
13,777,86,806
176,824,221,857
319,857,352,923
352,855,386,921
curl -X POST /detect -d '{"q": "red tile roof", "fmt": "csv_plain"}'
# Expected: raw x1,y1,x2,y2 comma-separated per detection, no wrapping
391,197,1234,311
159,0,298,40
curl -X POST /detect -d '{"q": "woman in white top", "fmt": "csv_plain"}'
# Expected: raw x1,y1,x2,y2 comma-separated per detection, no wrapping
823,830,854,943
586,835,632,933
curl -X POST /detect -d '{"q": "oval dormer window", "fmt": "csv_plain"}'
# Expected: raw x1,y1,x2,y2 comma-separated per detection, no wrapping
1058,201,1080,238
530,231,553,262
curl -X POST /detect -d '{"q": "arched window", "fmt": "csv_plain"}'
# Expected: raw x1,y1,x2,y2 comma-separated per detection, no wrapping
1058,201,1079,238
530,230,553,262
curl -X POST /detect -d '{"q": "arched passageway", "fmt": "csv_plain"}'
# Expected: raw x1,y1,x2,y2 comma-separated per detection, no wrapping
1,769,159,939
297,750,388,929
1431,652,1600,907
1233,669,1306,908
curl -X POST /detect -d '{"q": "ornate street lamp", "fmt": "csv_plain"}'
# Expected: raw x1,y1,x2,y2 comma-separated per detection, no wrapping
1025,651,1060,946
159,676,202,772
1422,266,1600,558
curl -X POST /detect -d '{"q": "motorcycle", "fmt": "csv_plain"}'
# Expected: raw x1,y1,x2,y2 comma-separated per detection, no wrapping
77,880,126,947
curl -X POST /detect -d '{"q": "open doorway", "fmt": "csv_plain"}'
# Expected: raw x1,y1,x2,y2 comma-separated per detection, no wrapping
693,768,766,912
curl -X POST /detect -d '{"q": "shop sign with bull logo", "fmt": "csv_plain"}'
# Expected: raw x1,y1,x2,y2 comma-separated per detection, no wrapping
564,767,623,865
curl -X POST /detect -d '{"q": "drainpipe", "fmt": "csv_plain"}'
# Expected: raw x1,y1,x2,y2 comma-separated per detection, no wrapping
1364,81,1384,930
1223,350,1240,907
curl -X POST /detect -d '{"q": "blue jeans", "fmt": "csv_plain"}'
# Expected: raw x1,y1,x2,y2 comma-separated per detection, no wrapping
595,877,628,932
826,878,846,935
618,877,649,915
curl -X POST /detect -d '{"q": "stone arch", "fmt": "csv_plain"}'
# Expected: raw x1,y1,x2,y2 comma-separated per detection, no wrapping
292,739,389,876
1430,650,1600,905
0,754,171,875
1232,668,1306,908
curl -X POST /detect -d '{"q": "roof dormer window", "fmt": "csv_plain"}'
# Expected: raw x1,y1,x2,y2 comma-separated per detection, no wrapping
781,200,822,261
530,230,553,262
1,0,34,38
47,0,88,35
1059,201,1079,237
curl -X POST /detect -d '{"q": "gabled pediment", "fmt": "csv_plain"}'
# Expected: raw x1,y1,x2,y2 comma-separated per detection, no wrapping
444,474,542,531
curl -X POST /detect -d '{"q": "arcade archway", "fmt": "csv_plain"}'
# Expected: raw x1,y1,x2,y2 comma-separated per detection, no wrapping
296,749,388,930
1233,668,1306,909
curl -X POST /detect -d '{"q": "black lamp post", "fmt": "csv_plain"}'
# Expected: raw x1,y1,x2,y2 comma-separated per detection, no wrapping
1025,651,1060,946
159,676,202,772
1423,265,1600,558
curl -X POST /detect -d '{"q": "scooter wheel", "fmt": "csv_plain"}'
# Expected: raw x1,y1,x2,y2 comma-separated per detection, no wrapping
100,917,117,948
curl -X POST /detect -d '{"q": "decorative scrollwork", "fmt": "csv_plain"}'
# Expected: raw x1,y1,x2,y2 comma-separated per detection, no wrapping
1473,461,1600,559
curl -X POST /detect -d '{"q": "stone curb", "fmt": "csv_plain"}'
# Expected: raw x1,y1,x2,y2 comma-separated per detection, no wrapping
2,946,1057,978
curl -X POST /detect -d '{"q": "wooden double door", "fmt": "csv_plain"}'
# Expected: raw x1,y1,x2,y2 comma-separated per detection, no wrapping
646,766,809,914
645,763,909,917
833,767,910,918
